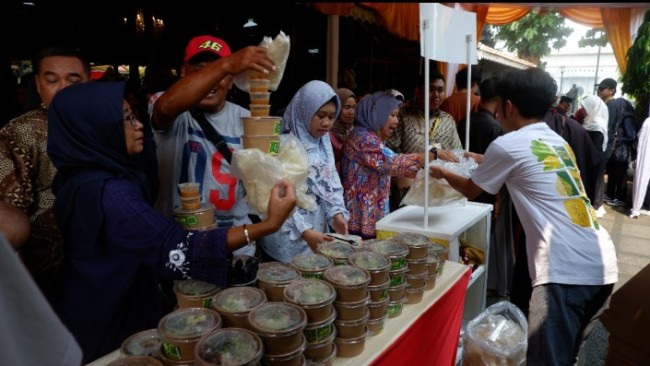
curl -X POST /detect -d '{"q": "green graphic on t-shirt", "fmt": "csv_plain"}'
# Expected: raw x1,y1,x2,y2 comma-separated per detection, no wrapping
531,140,563,171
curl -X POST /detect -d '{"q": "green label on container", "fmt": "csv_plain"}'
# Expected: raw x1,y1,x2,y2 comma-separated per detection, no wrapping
162,342,181,359
391,258,406,270
304,323,333,343
202,298,213,308
178,215,199,226
268,141,281,155
387,303,403,317
273,122,281,135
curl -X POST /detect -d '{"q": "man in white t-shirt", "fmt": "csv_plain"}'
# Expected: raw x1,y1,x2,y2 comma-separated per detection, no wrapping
429,68,618,366
149,35,275,259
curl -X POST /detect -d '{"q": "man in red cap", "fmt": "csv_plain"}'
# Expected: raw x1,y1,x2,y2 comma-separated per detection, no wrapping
149,35,275,260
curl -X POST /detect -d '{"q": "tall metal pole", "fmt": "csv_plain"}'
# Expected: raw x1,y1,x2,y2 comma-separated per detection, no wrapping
593,45,601,94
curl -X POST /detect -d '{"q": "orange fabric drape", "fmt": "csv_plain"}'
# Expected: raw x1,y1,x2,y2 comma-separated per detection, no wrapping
601,8,632,76
361,3,420,41
311,3,354,16
558,8,604,28
484,5,531,25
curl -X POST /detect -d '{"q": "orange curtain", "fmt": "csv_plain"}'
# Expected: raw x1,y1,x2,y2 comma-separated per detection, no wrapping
558,8,604,28
311,3,354,16
601,8,632,76
485,5,531,25
361,3,420,41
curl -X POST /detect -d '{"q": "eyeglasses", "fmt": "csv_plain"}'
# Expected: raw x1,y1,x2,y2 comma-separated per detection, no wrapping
124,112,138,127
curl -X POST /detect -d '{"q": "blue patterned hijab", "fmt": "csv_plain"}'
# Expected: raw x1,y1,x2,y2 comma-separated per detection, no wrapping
355,90,402,133
48,81,154,243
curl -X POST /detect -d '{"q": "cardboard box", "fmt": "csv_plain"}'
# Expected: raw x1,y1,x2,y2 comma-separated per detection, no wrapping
601,262,650,365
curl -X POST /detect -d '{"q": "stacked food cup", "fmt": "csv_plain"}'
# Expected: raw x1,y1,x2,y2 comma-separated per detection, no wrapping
283,278,337,364
175,182,216,231
242,72,281,155
392,232,430,304
347,250,391,336
363,239,409,318
324,265,371,358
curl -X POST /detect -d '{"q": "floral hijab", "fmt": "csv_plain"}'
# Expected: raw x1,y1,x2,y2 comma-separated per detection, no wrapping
355,90,402,134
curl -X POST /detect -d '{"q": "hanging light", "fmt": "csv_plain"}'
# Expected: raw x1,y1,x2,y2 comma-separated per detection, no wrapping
243,18,258,28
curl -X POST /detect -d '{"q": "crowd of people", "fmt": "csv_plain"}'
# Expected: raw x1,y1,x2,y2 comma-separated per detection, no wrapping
0,31,646,366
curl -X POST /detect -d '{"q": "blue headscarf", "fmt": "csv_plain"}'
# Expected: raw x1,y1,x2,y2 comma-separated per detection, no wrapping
48,81,154,244
355,91,402,133
281,80,342,205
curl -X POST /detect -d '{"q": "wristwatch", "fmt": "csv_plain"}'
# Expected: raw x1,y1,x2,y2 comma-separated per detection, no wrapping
430,146,438,160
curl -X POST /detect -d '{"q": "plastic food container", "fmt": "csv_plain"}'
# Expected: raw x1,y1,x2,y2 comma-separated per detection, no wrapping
194,328,263,366
334,310,369,338
106,356,163,366
260,335,306,366
242,135,280,155
177,182,200,197
290,253,333,280
211,286,266,329
249,104,271,117
333,291,369,321
426,253,440,278
173,280,220,309
347,250,391,286
174,205,215,231
406,270,428,288
179,195,201,210
227,255,259,287
256,261,302,301
306,343,337,366
247,301,307,356
367,296,389,320
317,241,356,265
367,278,390,302
387,282,407,302
405,284,426,304
334,327,369,357
249,78,270,92
120,328,162,359
158,307,222,362
363,239,409,270
405,257,428,276
302,309,337,344
391,232,431,260
387,297,407,318
388,265,408,287
242,116,281,136
303,326,336,361
283,279,336,323
249,92,271,105
425,271,437,291
427,243,449,276
367,314,388,336
323,265,371,303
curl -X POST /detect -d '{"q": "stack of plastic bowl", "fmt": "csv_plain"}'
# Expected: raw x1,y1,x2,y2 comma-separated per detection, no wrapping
174,182,216,231
242,73,281,155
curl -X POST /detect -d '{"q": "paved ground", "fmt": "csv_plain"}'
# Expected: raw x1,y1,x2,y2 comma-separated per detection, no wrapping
485,181,650,365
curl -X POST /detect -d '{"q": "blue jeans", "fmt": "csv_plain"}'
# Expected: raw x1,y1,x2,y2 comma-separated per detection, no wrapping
527,283,614,366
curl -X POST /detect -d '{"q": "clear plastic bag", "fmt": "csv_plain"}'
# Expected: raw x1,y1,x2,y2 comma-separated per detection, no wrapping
401,153,477,207
231,133,316,216
462,301,528,366
234,31,290,92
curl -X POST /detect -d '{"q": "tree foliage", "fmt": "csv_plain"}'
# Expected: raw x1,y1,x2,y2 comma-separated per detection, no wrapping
493,11,573,65
578,29,608,48
621,8,650,119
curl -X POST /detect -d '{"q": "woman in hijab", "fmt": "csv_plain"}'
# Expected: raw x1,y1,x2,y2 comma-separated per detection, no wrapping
329,87,356,174
47,81,297,363
580,94,609,217
260,80,349,262
341,91,432,239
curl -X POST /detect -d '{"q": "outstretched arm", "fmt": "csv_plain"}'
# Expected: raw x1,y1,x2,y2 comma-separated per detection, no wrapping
429,165,484,200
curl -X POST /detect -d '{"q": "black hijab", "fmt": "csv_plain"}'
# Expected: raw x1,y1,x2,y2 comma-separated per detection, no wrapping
47,81,154,243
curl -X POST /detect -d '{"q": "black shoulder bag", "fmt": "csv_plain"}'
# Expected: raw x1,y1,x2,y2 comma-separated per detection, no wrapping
189,108,261,223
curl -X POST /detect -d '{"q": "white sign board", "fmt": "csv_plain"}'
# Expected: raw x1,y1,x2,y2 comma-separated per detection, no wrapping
419,3,478,64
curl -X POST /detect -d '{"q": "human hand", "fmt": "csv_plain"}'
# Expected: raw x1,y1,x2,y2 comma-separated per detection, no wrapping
225,46,276,76
464,151,483,164
265,179,296,230
437,148,459,163
429,165,445,180
331,213,348,235
302,230,334,251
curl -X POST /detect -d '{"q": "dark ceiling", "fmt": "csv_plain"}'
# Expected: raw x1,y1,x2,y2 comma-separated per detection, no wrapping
2,1,422,98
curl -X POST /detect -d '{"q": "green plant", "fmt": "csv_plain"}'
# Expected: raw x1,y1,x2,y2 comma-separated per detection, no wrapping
621,9,650,121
